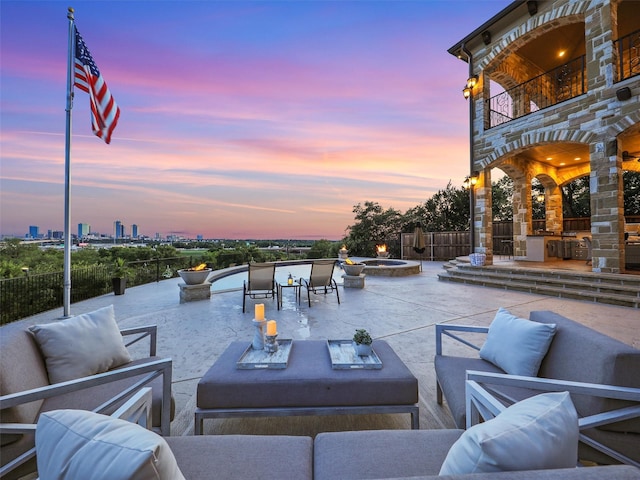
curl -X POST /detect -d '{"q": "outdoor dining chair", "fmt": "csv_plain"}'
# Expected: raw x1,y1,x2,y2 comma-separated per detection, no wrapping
243,262,277,312
300,259,340,307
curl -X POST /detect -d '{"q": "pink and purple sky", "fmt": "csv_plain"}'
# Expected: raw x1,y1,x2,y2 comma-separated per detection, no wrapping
1,0,511,240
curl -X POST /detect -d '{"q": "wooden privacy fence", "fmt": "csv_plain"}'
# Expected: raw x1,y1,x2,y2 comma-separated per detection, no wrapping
401,231,470,261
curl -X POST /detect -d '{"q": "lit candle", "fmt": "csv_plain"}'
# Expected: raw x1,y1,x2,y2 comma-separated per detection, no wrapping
255,304,265,321
266,320,277,336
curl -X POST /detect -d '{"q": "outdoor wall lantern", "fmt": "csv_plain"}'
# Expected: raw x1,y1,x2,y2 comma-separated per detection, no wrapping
463,75,479,99
536,193,545,203
463,171,480,190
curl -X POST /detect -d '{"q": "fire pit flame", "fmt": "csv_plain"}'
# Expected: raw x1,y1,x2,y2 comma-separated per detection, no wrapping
185,263,208,272
376,244,390,258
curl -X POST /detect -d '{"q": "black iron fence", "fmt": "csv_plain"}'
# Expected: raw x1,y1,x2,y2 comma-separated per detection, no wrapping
0,256,205,325
487,55,586,128
615,28,640,82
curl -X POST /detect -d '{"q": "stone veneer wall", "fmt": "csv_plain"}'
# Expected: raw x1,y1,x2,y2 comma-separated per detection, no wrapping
465,0,640,273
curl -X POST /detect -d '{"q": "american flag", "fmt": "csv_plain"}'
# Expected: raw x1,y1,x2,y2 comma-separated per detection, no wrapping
74,28,120,144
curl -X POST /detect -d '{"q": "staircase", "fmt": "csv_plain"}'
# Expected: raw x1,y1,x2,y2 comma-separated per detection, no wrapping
438,258,640,309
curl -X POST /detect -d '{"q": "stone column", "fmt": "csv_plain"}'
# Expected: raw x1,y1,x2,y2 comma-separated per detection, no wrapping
476,169,493,264
511,173,531,259
545,185,563,234
589,141,624,273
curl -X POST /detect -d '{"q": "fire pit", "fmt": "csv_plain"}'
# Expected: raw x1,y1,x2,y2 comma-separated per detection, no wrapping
376,244,390,258
343,263,366,276
178,264,212,285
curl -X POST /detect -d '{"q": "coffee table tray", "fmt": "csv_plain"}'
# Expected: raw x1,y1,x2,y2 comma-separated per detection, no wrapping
237,339,293,369
327,340,383,369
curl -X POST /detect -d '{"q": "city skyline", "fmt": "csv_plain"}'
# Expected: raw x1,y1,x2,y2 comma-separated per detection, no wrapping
1,0,512,240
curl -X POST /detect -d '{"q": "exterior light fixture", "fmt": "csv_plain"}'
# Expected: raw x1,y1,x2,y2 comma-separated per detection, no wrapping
536,193,545,203
463,172,480,189
616,87,632,101
463,76,478,100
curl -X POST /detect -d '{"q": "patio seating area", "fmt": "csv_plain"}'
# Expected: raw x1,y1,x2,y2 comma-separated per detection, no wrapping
3,260,639,477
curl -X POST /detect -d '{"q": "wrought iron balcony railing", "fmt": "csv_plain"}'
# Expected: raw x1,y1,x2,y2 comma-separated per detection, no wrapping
615,28,640,82
486,55,586,129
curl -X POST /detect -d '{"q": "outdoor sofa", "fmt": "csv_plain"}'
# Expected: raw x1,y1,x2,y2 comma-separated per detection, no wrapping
29,387,640,479
0,305,174,479
435,309,640,467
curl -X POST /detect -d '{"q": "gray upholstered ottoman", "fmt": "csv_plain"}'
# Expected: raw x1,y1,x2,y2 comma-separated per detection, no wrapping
195,339,419,434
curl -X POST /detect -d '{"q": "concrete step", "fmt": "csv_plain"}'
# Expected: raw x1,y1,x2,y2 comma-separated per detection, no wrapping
452,265,640,297
437,264,640,309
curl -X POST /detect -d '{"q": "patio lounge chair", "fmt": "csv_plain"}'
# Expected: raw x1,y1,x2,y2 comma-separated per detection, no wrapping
242,262,277,312
300,259,340,307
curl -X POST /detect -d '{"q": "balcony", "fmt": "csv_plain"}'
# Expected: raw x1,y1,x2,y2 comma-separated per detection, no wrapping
486,55,587,129
615,28,640,82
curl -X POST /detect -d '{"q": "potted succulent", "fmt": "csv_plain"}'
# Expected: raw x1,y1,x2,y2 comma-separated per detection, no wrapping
353,328,373,356
111,258,132,295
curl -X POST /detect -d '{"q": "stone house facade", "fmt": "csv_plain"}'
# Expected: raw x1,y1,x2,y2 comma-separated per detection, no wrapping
449,0,640,273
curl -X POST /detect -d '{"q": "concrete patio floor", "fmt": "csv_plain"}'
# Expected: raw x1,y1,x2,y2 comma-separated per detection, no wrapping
18,261,640,436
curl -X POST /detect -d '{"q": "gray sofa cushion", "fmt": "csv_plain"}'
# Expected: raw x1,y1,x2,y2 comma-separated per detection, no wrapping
29,305,132,384
479,308,556,376
439,392,578,475
380,465,640,479
313,429,463,480
41,357,174,428
0,322,50,429
165,435,313,480
434,356,506,429
531,311,640,433
36,410,185,480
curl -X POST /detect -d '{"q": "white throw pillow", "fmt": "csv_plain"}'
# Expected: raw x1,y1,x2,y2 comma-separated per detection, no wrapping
30,305,132,384
439,391,579,475
36,409,185,480
479,307,556,376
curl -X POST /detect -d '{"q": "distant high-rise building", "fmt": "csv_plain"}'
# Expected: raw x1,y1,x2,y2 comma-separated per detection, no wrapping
78,223,90,238
114,220,122,239
132,224,138,238
28,225,39,239
196,234,203,241
51,231,64,240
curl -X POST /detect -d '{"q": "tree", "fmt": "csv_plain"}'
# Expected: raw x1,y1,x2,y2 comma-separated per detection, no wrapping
624,171,640,216
422,182,470,231
562,176,590,218
532,178,545,220
343,201,404,256
307,239,337,259
492,176,513,221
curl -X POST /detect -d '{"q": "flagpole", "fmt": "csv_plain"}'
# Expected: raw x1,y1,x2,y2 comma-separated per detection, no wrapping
63,7,75,318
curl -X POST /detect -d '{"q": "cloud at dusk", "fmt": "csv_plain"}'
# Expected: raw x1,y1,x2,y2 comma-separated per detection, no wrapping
1,0,512,240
